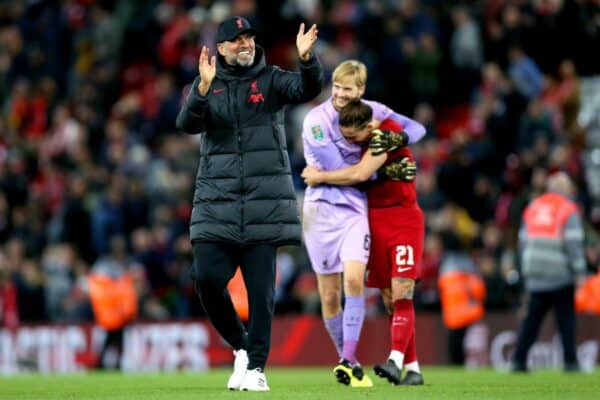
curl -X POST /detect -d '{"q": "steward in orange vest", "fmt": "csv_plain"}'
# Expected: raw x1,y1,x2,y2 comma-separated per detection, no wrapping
438,268,486,330
438,251,485,365
88,271,137,331
575,271,600,315
88,236,139,369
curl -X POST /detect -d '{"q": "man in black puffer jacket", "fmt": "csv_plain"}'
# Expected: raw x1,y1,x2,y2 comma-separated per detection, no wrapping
175,16,323,391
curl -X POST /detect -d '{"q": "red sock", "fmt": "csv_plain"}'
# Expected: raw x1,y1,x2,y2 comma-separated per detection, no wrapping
391,299,414,353
404,327,417,364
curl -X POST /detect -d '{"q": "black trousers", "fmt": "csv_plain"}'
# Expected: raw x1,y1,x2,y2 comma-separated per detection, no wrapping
99,328,124,369
513,285,578,369
192,241,276,370
448,327,467,365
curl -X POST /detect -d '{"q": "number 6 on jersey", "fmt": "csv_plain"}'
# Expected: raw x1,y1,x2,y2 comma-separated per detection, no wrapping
395,244,414,269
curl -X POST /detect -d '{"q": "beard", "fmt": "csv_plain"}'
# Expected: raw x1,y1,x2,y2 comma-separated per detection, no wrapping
235,51,255,67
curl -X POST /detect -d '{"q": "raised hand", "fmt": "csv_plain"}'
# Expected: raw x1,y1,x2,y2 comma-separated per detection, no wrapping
296,23,318,61
197,46,216,96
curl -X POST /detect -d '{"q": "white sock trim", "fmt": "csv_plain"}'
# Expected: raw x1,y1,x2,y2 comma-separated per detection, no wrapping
404,361,420,374
388,350,404,369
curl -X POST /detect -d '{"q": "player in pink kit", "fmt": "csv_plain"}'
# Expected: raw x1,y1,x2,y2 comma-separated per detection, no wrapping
303,99,425,386
302,61,425,387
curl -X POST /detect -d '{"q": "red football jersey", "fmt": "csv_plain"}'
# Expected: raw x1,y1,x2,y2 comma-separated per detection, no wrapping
367,118,418,208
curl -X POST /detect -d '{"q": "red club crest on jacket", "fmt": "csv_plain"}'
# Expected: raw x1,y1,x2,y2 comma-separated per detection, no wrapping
248,80,265,103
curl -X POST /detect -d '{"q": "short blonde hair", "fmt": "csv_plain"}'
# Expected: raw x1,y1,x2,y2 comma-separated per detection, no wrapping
332,60,367,88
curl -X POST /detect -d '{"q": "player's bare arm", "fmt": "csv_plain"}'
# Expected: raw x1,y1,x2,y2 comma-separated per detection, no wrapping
302,149,388,187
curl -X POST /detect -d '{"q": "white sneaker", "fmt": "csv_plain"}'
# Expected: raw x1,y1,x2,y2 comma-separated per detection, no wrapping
240,368,270,391
227,349,248,390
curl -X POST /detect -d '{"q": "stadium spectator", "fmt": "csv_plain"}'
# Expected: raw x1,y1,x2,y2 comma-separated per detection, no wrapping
0,252,19,329
507,46,543,100
404,33,441,103
450,6,483,71
41,243,80,321
516,98,556,152
55,174,95,263
0,194,10,244
473,223,520,310
175,16,323,391
512,172,587,372
13,258,46,323
449,6,483,102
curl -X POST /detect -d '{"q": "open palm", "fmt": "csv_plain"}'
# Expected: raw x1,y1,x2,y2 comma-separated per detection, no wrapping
198,46,216,84
196,46,216,95
296,23,318,61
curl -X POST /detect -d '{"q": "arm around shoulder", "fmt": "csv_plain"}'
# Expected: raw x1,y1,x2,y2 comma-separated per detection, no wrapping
389,112,426,144
317,150,388,186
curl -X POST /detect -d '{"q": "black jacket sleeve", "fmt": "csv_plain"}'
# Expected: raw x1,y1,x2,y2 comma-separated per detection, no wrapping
271,55,324,105
175,76,210,134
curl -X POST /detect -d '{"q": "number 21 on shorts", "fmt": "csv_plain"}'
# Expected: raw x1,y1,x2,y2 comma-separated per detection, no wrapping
395,245,414,269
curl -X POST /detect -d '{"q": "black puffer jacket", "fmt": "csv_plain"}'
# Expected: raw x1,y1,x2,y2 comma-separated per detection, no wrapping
176,46,323,245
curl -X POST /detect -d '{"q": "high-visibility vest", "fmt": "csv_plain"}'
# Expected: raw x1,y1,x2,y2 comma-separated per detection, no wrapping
523,193,577,239
438,270,486,329
88,273,138,331
520,192,585,289
575,272,600,315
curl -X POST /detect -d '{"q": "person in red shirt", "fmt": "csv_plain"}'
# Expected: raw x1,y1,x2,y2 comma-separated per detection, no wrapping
302,100,424,385
0,266,19,329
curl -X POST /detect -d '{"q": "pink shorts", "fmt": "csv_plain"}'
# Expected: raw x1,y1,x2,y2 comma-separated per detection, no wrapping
303,201,370,275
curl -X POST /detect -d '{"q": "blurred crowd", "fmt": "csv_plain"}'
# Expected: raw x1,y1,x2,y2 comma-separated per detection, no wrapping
1,0,600,327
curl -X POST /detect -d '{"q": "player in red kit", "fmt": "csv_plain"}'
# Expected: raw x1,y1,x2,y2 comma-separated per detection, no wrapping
302,100,425,385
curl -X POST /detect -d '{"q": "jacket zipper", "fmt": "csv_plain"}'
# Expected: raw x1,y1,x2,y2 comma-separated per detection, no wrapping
231,82,245,237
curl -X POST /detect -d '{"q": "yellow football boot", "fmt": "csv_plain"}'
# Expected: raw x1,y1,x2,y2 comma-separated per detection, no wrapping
333,360,374,388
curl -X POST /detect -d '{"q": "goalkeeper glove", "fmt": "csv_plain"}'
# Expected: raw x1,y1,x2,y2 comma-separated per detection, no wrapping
380,157,417,181
368,129,409,156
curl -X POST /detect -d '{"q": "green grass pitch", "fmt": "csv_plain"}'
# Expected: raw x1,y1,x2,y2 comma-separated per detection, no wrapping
0,367,598,400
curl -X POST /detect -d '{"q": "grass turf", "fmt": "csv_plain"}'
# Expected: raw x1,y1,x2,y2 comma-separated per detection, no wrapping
0,367,598,400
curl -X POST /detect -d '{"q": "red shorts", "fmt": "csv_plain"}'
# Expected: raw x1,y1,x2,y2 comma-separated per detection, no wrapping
366,205,424,289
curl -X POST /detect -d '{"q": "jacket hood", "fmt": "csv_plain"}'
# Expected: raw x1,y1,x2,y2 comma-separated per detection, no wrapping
216,45,266,80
